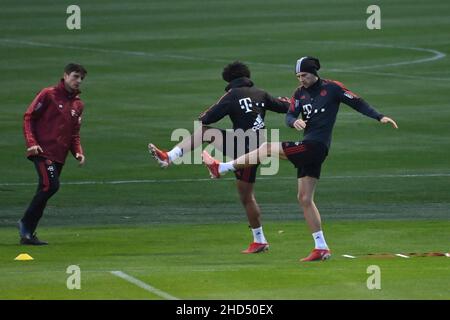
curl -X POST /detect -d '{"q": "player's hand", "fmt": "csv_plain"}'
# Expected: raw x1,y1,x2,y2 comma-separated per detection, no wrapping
278,96,290,103
75,153,85,166
293,119,307,130
27,145,43,155
380,116,398,129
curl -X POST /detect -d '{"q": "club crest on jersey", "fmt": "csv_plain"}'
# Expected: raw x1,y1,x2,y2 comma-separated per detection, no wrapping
320,89,327,96
58,104,63,109
71,109,79,117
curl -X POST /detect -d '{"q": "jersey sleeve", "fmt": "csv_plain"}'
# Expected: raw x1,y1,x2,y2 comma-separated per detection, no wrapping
198,91,232,125
263,93,289,113
70,104,84,157
285,95,301,128
23,88,50,147
334,81,384,121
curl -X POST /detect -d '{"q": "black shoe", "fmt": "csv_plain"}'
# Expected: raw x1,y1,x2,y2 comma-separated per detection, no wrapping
18,220,31,239
20,233,48,246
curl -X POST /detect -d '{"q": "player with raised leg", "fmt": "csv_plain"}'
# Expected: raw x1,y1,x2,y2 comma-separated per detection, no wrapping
149,61,289,253
203,56,398,261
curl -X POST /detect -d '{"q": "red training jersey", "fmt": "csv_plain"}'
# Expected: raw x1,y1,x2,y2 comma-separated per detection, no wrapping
23,79,84,164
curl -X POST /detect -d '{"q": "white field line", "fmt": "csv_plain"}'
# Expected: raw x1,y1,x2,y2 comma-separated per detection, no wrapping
0,38,447,81
342,254,356,259
395,254,410,259
1,172,449,187
0,41,448,186
110,270,179,300
0,38,231,64
315,42,446,70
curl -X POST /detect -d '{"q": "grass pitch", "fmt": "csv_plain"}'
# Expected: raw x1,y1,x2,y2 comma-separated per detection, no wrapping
0,0,449,299
0,221,449,299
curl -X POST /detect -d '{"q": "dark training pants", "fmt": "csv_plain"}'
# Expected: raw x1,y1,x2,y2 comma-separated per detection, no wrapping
21,157,63,234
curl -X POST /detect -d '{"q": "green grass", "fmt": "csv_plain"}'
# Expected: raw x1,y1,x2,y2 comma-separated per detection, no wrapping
0,0,449,299
0,221,448,299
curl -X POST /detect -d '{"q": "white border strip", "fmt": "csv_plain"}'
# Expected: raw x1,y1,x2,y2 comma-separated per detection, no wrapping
395,254,410,259
342,254,356,259
110,270,179,300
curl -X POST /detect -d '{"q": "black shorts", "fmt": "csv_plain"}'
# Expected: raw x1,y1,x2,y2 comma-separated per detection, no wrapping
281,140,328,179
234,165,258,183
203,127,262,183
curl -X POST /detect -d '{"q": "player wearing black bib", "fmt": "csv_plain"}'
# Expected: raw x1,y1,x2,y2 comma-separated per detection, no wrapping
149,61,289,253
203,56,398,262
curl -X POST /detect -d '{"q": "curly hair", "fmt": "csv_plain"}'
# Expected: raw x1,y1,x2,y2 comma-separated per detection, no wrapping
222,61,250,82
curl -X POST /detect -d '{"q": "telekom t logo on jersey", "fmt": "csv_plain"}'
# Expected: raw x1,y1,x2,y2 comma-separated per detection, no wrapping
239,97,253,113
302,104,313,119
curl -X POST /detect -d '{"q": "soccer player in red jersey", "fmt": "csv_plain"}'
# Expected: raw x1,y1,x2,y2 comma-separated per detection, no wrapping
19,63,88,245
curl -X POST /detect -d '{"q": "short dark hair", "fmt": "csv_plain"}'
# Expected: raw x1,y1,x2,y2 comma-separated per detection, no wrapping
222,61,250,82
64,63,87,78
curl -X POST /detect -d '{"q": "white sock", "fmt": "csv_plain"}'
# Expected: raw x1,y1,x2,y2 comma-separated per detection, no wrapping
167,146,183,162
252,226,267,244
312,230,328,249
218,161,235,174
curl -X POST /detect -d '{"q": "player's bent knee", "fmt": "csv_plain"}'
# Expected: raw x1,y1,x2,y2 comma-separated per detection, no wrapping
47,181,60,197
268,142,282,157
259,142,275,157
259,142,268,152
298,192,313,207
240,193,256,205
238,188,255,204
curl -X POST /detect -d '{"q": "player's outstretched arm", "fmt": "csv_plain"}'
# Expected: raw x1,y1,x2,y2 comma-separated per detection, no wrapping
380,116,398,129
